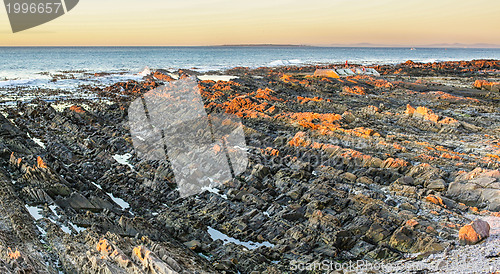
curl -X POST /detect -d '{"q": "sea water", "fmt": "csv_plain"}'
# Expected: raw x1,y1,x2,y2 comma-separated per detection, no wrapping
0,46,499,89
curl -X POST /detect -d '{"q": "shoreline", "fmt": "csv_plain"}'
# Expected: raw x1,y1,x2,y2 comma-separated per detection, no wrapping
0,58,499,86
0,58,500,83
1,59,499,108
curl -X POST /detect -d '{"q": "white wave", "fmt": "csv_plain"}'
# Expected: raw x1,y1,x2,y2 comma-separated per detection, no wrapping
0,79,46,87
268,59,303,67
189,66,229,73
416,59,443,63
138,66,151,76
197,75,238,82
94,74,145,85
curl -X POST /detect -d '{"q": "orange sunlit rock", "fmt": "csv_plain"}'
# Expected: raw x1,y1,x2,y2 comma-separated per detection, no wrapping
213,144,222,154
406,219,419,227
351,75,393,88
7,248,20,260
428,91,479,102
224,96,271,118
406,104,441,123
288,132,310,147
153,71,174,82
297,96,327,104
133,245,151,263
438,117,459,124
280,74,292,83
347,127,381,138
405,104,416,116
10,152,22,167
474,80,500,91
96,239,113,256
314,69,340,78
416,106,439,123
69,105,86,114
459,219,490,245
426,195,446,208
382,157,408,169
278,112,342,125
37,156,47,168
341,86,366,95
254,88,283,101
212,80,241,92
261,147,279,156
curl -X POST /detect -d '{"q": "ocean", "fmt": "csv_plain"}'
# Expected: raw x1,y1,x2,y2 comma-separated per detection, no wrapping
0,46,499,90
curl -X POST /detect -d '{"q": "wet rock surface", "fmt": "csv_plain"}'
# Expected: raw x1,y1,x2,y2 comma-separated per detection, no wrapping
0,60,499,273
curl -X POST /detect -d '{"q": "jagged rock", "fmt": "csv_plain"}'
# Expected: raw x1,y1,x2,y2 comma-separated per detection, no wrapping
58,192,99,211
365,223,391,244
132,245,178,274
389,226,415,252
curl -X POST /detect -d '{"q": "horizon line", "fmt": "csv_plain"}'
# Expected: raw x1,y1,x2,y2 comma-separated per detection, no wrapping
0,43,500,48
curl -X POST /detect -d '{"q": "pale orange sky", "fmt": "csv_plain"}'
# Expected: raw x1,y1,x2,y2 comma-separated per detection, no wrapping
0,0,499,46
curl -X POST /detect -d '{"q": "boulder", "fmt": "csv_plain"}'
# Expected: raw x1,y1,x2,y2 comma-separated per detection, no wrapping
426,179,446,191
364,223,391,244
313,69,339,78
395,176,415,186
447,170,500,211
447,181,482,205
341,172,357,182
458,219,490,245
132,246,178,274
480,188,500,212
389,226,415,252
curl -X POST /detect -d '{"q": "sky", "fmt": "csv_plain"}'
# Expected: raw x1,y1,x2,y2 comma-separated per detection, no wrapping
0,0,499,46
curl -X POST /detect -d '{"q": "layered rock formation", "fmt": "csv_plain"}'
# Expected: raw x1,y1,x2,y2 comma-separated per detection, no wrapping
0,60,498,273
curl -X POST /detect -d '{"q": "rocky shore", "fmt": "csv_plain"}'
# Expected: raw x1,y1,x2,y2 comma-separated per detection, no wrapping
0,60,499,273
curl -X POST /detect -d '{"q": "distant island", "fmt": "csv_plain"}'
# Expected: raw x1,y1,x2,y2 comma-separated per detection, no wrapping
212,43,500,48
215,44,313,47
318,43,500,48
